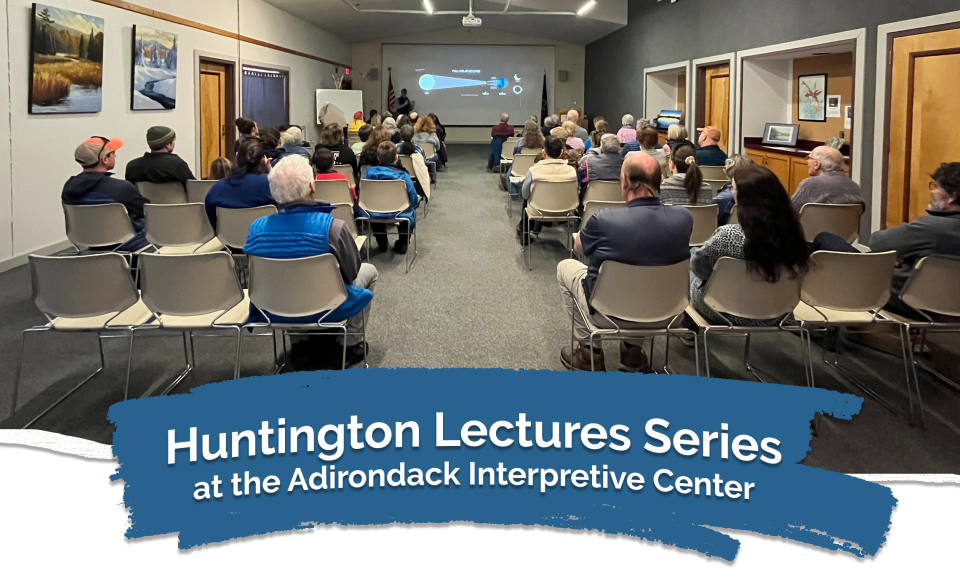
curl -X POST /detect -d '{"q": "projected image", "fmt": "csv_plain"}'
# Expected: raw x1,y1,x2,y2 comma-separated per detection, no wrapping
417,69,523,97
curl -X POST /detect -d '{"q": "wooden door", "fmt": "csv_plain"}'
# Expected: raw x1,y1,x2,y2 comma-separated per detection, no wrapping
887,27,960,227
677,73,687,120
703,65,730,153
200,61,228,176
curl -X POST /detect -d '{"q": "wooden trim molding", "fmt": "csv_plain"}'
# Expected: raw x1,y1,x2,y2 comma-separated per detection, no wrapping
91,0,351,69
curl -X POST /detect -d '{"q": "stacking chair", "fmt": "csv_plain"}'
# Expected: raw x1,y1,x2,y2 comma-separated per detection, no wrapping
507,153,538,217
583,180,622,204
684,204,720,247
421,142,437,159
11,254,152,428
799,203,864,244
331,203,369,262
700,166,728,198
570,260,698,373
685,258,805,384
500,138,519,169
138,252,250,390
315,179,354,206
248,254,366,370
187,180,217,204
523,179,579,270
143,203,223,255
398,154,416,176
582,200,626,229
335,164,356,189
216,206,278,250
359,165,370,180
138,181,187,205
347,132,361,147
520,148,541,155
62,203,148,254
358,179,418,273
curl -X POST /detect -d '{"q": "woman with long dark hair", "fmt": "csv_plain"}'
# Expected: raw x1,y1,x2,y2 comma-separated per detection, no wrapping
660,142,712,205
690,165,810,326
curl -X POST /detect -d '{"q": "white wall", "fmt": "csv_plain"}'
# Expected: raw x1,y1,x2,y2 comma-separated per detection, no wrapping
644,71,681,121
351,27,585,144
0,0,350,268
739,58,793,149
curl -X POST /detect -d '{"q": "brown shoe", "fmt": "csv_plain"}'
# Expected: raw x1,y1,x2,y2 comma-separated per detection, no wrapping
619,341,650,373
561,344,606,372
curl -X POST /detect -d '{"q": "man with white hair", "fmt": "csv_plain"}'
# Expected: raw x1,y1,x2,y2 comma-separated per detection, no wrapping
580,134,625,194
542,115,557,137
278,127,311,160
617,114,637,146
488,113,516,170
566,109,589,141
244,156,379,366
790,145,863,211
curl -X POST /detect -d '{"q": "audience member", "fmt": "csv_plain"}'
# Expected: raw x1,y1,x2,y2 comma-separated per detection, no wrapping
205,157,232,181
715,154,754,225
367,109,378,123
427,113,447,169
695,126,728,166
580,134,624,193
664,124,690,158
279,128,311,159
691,165,810,326
62,136,149,251
359,141,419,254
585,120,609,152
396,115,411,129
203,137,274,230
566,110,589,141
369,113,382,127
542,115,557,137
562,121,585,152
235,118,258,155
382,116,402,144
868,162,960,315
244,155,376,366
359,126,395,168
353,124,373,157
260,127,284,166
516,136,577,245
125,126,195,189
790,146,863,211
515,120,546,154
313,148,356,201
559,153,693,372
348,111,365,133
398,125,431,201
626,127,670,179
489,113,515,170
413,116,441,182
316,123,359,178
617,114,637,146
661,142,712,205
410,112,420,124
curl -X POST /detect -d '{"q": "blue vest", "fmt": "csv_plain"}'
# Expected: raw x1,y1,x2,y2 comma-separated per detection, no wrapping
244,205,373,323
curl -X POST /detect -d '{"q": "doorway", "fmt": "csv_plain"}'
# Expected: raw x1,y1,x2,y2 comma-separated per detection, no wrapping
695,60,732,154
885,26,960,228
199,58,236,175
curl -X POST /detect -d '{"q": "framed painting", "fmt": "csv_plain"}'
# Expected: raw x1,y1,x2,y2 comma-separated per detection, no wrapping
132,25,178,110
762,123,800,147
29,3,104,114
798,74,827,122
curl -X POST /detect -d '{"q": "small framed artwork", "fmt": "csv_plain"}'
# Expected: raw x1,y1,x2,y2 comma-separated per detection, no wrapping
798,74,827,122
762,123,800,147
132,25,178,110
826,95,842,118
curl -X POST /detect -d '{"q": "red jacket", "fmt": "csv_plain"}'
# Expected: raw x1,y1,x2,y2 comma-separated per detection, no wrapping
491,123,515,139
316,171,356,200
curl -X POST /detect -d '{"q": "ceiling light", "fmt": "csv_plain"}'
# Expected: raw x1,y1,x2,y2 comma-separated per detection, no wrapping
424,0,434,14
577,1,597,16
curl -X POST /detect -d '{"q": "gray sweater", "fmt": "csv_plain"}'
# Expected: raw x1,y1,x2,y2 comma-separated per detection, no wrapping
791,171,864,211
868,210,960,297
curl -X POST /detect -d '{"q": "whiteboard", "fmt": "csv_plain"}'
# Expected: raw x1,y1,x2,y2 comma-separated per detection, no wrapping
316,90,363,124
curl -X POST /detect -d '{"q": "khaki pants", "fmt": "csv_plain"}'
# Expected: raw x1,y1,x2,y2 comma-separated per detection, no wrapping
346,263,379,341
558,259,599,343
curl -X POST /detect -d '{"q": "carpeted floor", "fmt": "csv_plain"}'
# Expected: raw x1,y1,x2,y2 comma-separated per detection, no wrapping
1,144,958,474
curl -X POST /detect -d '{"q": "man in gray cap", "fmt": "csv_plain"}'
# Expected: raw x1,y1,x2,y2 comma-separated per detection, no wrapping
125,125,195,189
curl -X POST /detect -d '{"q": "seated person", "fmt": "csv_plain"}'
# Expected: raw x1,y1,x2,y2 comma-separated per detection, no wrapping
427,113,448,169
260,127,284,166
560,154,693,372
358,126,397,168
398,125,432,200
382,117,401,144
584,120,609,153
205,157,232,181
515,120,546,154
278,128,311,160
660,142,713,205
347,111,365,133
204,137,275,230
566,110,589,141
691,165,810,326
868,162,960,316
315,123,359,180
580,134,624,195
617,114,637,146
366,109,378,124
664,124,689,158
313,149,356,201
489,113,515,170
125,126,195,189
62,136,149,251
695,126,728,167
235,118,258,155
562,121,586,152
245,156,377,366
791,146,864,211
359,142,419,254
413,116,441,182
352,124,372,157
625,127,670,178
714,154,754,225
516,136,577,245
542,115,557,138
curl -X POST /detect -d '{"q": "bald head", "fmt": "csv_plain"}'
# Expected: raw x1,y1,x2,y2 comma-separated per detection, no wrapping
621,153,662,201
809,146,844,175
566,110,580,124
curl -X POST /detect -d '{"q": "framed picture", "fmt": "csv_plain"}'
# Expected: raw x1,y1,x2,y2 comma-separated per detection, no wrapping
762,123,800,147
29,3,104,114
132,25,178,110
798,74,827,122
826,95,842,118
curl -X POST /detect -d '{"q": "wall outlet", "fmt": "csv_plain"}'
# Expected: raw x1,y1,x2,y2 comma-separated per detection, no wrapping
839,130,845,140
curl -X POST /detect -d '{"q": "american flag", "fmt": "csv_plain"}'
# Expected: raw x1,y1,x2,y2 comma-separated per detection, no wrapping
387,68,397,112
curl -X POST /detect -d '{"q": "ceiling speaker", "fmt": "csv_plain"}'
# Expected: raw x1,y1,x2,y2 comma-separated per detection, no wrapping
558,70,569,82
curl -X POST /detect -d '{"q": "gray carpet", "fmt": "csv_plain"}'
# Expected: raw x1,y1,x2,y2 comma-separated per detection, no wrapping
1,144,958,474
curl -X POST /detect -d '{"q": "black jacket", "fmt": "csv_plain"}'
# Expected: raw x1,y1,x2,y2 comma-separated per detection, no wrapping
62,172,149,219
315,143,359,177
125,152,195,189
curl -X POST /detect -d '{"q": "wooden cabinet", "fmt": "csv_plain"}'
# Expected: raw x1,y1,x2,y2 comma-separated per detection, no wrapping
790,157,810,195
745,148,809,195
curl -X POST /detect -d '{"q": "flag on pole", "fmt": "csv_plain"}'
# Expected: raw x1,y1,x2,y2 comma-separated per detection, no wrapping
540,71,549,124
387,68,397,112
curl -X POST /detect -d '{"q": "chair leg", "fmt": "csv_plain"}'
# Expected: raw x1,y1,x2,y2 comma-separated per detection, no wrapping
703,330,712,378
160,331,195,396
742,333,771,383
233,326,243,380
361,310,368,369
898,324,925,429
10,329,30,428
341,326,348,370
123,330,135,401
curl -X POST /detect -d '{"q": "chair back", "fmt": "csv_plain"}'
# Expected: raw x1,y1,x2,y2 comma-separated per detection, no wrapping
359,165,370,179
582,200,626,229
144,203,215,248
358,179,409,214
799,203,863,244
584,180,622,203
62,203,135,249
509,154,537,178
520,148,541,155
335,164,356,188
421,142,436,158
704,180,726,198
249,254,347,319
216,205,277,249
347,132,361,147
139,252,243,317
30,254,138,319
802,251,897,312
591,260,690,324
331,204,360,238
398,154,416,175
900,256,960,317
138,182,187,205
315,179,353,206
728,204,739,225
529,180,579,215
704,258,801,321
700,166,727,181
500,140,516,161
186,180,217,204
684,204,720,247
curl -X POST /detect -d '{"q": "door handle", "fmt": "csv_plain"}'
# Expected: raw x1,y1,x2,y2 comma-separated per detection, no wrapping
221,125,226,137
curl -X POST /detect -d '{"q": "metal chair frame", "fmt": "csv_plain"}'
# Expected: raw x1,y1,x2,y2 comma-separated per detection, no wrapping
522,180,579,271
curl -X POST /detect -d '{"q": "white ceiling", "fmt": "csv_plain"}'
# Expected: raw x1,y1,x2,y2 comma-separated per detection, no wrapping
262,0,628,44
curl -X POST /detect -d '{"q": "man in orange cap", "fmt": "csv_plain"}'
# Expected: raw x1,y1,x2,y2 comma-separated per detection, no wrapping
695,126,727,166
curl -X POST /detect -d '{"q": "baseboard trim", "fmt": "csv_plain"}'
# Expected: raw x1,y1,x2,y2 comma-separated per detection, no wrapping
0,241,72,274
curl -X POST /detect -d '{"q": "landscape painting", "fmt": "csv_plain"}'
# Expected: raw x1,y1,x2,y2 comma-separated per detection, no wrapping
762,123,799,147
29,4,104,114
132,25,178,110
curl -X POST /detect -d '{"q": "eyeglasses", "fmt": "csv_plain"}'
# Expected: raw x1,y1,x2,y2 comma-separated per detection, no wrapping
90,136,112,160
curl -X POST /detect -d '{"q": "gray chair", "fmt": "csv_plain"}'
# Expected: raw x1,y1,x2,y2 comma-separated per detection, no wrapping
62,203,146,253
684,204,720,247
799,203,864,244
144,203,222,255
506,153,538,217
187,180,217,204
335,164,356,188
215,206,278,250
331,203,369,262
358,178,418,273
138,182,187,205
315,179,354,206
583,180,622,204
523,179,579,270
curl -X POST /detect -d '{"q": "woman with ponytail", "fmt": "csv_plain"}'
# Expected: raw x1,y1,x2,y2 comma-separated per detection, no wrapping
660,141,713,205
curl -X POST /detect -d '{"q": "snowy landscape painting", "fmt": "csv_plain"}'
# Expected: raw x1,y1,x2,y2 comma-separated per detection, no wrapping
29,4,104,114
132,26,177,110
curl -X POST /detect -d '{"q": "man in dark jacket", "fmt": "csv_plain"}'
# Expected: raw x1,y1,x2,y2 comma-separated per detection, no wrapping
695,126,728,167
125,126,195,189
63,136,150,251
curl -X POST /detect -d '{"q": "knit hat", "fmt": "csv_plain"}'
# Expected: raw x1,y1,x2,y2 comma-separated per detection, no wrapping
147,126,176,149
